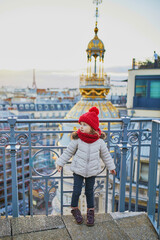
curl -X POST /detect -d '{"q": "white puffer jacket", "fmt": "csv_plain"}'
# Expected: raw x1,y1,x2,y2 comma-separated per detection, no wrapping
56,138,115,178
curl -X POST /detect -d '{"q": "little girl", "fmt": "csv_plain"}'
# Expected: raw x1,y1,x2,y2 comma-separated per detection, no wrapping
56,107,116,226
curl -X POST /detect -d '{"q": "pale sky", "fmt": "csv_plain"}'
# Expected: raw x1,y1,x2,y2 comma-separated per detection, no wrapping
0,0,160,88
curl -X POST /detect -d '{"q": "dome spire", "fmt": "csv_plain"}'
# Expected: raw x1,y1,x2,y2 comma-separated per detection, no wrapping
93,0,102,35
86,0,105,75
79,0,110,100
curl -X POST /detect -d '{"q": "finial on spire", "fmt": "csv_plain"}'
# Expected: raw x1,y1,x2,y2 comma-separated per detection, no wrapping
93,0,102,6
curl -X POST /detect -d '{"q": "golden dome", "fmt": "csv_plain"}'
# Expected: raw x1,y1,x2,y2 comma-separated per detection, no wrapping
66,100,119,119
88,38,104,50
86,27,105,59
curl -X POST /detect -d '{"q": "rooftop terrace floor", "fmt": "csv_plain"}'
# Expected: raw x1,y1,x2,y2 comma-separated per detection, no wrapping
0,212,158,240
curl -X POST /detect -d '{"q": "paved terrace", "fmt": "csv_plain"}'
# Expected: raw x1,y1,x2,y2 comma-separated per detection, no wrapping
0,212,158,240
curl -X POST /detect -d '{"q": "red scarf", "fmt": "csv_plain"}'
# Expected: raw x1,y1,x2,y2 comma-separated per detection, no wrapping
77,129,101,143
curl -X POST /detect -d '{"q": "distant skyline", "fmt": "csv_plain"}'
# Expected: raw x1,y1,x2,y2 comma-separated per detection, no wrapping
0,66,128,89
0,0,160,88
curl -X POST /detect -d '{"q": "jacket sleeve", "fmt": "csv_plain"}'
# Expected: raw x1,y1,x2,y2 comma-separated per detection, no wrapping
56,140,78,167
100,140,115,170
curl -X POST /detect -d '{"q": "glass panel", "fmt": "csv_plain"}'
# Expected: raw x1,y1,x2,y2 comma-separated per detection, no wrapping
150,81,160,98
135,80,147,97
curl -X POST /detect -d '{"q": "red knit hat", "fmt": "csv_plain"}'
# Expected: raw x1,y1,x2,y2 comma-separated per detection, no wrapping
79,106,100,131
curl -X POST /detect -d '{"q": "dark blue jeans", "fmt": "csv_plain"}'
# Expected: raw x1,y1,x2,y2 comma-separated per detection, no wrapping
71,173,96,208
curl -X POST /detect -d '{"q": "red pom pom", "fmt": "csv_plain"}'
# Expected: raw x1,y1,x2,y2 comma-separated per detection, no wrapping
89,106,99,115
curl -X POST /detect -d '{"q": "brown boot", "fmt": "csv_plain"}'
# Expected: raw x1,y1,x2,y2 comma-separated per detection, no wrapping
86,209,94,226
71,208,83,224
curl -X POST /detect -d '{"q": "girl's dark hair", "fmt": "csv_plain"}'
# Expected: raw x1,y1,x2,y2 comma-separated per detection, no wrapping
71,129,107,140
71,131,79,140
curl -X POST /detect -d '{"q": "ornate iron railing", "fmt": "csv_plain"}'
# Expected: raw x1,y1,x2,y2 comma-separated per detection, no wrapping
147,120,160,236
0,117,159,233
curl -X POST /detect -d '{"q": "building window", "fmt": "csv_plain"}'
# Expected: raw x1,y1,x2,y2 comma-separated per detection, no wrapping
94,197,99,213
51,105,54,110
25,104,29,110
31,113,34,119
38,105,42,110
30,104,35,109
134,75,160,109
57,104,61,110
150,81,160,99
139,162,149,183
135,80,147,97
45,105,48,110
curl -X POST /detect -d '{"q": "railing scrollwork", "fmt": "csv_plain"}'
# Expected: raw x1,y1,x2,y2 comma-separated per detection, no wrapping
0,133,10,146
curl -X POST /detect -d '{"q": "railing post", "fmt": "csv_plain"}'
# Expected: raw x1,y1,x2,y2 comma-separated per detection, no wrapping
119,117,130,212
147,121,159,218
8,117,19,217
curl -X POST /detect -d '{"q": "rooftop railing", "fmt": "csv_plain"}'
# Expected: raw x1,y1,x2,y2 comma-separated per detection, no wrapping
132,58,160,70
0,117,160,234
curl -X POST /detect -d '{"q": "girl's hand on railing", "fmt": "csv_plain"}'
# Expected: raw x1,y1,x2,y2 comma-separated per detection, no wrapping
56,165,62,172
110,169,116,175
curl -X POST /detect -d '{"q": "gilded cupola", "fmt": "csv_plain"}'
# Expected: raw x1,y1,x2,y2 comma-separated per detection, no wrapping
87,23,105,61
78,0,111,100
